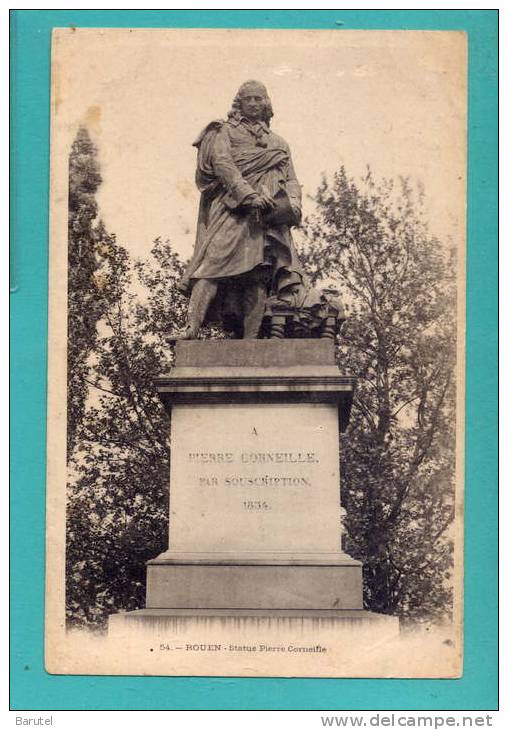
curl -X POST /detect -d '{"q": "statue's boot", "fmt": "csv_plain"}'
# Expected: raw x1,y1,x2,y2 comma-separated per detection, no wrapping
168,278,218,340
242,280,267,339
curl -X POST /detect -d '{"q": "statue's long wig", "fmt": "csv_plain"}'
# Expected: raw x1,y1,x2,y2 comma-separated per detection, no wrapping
228,81,274,126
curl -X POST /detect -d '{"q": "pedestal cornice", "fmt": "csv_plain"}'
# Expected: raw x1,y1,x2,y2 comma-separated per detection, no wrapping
155,340,356,430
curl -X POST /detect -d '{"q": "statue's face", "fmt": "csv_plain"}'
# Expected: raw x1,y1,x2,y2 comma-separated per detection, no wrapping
239,93,265,121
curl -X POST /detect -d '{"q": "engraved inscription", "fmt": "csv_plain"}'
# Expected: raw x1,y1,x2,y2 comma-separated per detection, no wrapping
170,404,341,553
198,476,312,487
243,501,270,511
189,449,320,512
188,451,319,464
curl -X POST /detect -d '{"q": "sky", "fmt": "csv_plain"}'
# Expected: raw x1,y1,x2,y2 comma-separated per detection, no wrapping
52,28,467,262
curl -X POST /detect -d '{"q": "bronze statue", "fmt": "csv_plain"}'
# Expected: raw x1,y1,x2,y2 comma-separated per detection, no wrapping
173,80,305,340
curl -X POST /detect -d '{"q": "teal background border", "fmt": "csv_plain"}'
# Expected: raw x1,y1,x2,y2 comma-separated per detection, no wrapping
10,10,498,711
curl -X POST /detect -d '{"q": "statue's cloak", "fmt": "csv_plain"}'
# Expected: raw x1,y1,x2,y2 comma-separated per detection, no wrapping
180,118,304,294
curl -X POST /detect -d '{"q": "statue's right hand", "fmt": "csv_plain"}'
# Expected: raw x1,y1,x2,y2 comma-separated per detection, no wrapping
249,193,276,211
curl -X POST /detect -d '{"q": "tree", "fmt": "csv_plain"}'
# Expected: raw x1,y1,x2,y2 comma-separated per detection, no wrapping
67,126,104,455
301,168,456,622
66,237,187,629
65,125,191,629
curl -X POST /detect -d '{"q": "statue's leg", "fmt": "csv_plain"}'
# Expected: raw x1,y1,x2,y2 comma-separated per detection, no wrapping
168,278,218,340
184,278,219,337
242,277,268,339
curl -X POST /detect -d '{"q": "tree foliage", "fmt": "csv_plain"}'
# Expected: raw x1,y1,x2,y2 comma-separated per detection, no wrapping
66,236,187,629
301,168,457,621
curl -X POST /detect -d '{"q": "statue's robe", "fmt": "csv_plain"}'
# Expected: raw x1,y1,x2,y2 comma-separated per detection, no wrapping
180,117,304,309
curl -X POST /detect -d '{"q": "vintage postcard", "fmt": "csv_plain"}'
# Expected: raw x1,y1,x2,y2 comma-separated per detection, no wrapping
45,28,467,677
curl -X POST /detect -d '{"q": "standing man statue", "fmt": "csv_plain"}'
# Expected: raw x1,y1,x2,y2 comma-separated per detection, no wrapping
174,80,305,340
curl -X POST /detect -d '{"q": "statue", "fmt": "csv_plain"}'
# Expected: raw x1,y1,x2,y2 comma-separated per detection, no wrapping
172,80,305,340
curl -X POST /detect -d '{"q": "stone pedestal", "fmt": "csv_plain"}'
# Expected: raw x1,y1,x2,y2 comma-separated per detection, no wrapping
109,340,398,648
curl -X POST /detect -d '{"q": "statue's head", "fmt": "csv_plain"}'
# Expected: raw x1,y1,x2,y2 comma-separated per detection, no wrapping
229,80,274,125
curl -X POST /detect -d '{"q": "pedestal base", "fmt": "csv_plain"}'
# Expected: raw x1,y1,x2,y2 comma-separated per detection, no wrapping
146,552,363,610
109,607,398,634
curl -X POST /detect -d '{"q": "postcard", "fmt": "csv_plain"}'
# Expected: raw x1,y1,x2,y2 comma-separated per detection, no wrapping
45,28,466,677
